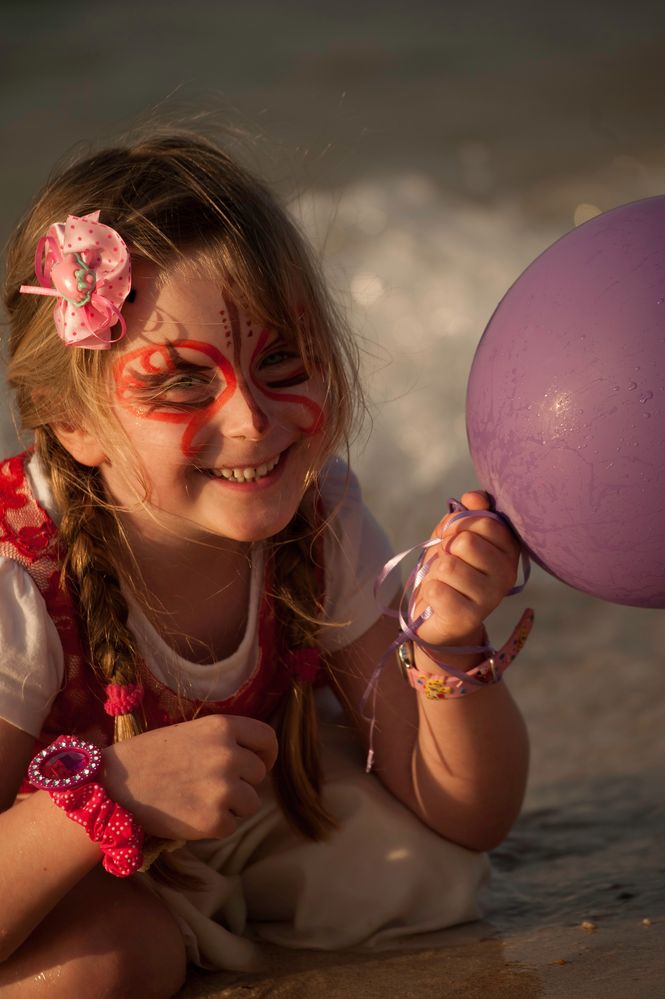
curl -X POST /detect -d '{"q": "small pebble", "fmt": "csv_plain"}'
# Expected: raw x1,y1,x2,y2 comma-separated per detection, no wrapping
550,958,568,966
580,920,597,931
642,918,652,927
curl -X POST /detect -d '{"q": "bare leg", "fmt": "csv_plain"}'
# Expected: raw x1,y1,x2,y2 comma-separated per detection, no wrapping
0,866,187,998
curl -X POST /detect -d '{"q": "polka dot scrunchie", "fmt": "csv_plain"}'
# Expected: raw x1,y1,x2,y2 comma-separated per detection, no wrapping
51,782,144,877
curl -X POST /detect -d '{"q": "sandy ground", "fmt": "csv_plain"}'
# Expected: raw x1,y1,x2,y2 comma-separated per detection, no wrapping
177,917,664,998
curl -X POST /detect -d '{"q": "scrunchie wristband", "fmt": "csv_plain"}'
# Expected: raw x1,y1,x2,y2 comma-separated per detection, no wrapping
51,783,144,877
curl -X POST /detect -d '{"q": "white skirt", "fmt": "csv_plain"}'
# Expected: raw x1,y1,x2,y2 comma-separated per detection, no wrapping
138,696,489,971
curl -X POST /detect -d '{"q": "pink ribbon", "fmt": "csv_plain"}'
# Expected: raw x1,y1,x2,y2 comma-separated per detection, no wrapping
20,211,131,349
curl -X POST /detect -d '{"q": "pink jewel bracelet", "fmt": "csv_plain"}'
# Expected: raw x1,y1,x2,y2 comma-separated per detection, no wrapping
27,735,144,878
27,736,103,791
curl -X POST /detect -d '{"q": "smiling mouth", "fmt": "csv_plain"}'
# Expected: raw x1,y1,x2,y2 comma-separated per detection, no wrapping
203,452,282,482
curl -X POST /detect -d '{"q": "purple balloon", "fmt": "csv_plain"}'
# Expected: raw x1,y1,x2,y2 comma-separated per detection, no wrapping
466,196,665,608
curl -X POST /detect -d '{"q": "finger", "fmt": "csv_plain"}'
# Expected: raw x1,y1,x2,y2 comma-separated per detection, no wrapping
442,513,520,558
415,574,485,640
431,491,492,540
444,537,518,594
445,522,520,567
445,510,520,552
420,553,498,607
459,490,492,511
229,717,279,771
235,746,269,787
227,780,262,820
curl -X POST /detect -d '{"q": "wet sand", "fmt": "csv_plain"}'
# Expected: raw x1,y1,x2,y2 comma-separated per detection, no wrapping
178,920,662,999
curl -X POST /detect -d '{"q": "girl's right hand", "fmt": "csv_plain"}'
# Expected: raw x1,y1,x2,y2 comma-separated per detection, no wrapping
101,715,278,841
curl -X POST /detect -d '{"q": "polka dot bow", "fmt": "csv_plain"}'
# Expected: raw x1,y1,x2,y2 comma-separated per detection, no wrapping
20,211,132,349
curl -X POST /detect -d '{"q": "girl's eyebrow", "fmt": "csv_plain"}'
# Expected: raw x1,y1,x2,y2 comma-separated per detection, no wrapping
163,342,215,372
120,353,216,390
125,343,215,374
165,356,213,372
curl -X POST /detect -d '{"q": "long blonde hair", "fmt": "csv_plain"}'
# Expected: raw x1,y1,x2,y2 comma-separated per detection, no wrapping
3,132,364,839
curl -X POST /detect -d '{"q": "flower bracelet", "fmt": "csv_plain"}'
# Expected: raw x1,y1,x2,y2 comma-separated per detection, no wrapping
396,607,534,700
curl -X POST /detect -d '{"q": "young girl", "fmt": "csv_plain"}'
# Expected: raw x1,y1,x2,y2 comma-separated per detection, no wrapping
0,134,530,997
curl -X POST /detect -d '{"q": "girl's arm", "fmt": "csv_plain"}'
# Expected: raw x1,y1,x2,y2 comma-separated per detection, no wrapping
328,491,529,853
0,720,102,961
0,713,278,962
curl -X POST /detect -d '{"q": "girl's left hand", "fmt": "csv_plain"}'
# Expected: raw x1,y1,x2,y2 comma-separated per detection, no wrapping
413,490,520,647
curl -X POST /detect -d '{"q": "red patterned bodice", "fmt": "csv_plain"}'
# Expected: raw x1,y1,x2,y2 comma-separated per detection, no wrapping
0,453,321,793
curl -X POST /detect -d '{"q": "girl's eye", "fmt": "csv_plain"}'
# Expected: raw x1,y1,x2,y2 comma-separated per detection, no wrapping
260,348,302,368
258,346,310,389
148,375,218,408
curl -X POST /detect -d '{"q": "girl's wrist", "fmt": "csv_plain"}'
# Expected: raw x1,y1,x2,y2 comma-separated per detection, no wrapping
412,625,487,672
398,609,534,702
28,736,145,877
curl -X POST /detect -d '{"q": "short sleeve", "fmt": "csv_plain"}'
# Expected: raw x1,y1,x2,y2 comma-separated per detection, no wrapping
317,458,399,653
0,557,64,736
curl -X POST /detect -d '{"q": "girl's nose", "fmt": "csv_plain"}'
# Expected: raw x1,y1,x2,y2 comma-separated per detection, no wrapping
222,378,270,440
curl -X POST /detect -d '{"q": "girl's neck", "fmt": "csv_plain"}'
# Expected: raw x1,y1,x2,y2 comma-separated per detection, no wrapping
118,514,255,664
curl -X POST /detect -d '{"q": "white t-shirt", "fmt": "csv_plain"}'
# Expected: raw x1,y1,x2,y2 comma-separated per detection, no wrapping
0,454,395,737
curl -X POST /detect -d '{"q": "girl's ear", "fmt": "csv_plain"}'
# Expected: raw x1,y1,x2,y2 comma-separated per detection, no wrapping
52,423,107,467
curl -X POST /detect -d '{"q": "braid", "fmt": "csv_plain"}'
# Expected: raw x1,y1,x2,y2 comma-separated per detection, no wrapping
36,428,144,742
270,496,337,840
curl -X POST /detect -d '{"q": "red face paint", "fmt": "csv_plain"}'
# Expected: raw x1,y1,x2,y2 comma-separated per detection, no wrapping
114,339,237,458
249,327,325,436
114,303,325,459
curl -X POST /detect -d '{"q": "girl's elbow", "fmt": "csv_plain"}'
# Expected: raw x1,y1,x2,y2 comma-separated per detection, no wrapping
424,796,524,852
451,820,513,853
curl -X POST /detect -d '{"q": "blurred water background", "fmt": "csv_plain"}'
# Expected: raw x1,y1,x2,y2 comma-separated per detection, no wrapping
2,0,665,973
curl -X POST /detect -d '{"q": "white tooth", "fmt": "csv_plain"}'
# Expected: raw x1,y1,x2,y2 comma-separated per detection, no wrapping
222,469,233,479
243,468,255,480
257,464,268,477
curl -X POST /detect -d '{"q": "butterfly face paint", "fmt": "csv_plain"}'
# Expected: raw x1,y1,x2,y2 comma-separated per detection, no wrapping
101,268,327,544
114,339,238,458
113,292,324,458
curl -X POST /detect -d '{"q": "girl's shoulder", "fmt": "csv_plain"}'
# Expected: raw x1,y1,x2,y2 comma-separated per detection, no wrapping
317,456,362,516
317,456,389,557
316,458,395,653
0,554,65,737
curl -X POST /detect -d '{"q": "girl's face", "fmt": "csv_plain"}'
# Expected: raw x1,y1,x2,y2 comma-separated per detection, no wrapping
99,264,327,544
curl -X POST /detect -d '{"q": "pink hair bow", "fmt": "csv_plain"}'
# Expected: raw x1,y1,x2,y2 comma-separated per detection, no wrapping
20,211,131,349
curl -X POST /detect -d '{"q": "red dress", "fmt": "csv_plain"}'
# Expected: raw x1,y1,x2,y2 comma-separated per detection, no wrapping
0,453,320,794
